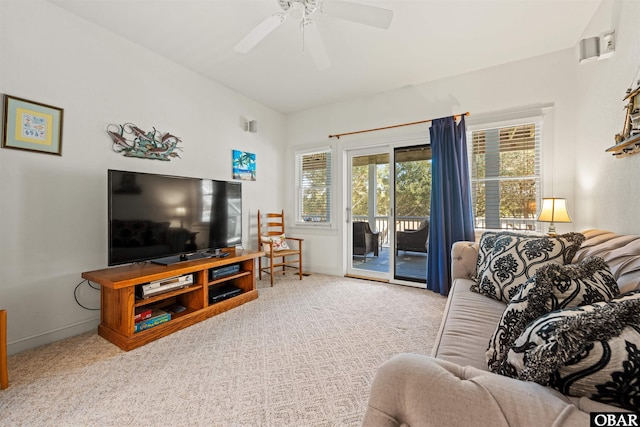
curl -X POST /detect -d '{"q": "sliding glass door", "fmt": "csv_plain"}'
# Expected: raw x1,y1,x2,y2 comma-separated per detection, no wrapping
393,145,431,283
346,144,432,285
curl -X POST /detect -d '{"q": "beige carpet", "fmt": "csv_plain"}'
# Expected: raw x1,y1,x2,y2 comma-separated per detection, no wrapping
1,274,446,426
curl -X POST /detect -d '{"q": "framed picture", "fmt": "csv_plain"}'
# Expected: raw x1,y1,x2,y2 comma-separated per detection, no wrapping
2,95,64,156
232,149,256,181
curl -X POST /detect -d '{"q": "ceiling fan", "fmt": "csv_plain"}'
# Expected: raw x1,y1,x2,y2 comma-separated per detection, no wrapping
233,0,393,70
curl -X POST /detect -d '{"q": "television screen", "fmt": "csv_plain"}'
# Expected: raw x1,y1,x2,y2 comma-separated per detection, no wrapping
108,170,242,266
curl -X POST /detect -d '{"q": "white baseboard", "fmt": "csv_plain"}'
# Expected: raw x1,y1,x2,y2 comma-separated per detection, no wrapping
7,317,100,356
302,266,339,276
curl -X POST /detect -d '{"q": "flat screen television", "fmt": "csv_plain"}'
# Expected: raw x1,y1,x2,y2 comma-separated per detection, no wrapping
108,169,242,266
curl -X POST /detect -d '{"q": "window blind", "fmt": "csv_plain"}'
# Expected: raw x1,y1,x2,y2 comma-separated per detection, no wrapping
296,149,332,224
470,122,541,230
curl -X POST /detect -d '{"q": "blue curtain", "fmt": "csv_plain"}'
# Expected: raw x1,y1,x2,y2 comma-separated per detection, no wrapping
426,116,475,295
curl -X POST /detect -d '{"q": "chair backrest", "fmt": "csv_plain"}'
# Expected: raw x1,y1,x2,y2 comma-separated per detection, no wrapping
353,222,365,241
353,221,373,236
257,210,286,241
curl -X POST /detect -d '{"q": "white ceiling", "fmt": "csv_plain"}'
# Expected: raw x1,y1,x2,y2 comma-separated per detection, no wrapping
48,0,602,114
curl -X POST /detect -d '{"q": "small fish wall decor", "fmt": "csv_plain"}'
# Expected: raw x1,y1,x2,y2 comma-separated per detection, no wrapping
107,123,182,161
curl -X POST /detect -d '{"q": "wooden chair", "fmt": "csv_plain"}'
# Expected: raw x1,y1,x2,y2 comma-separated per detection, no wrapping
1,309,7,389
257,210,303,286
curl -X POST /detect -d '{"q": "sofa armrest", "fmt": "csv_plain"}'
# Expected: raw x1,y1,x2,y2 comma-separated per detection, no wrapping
451,241,478,281
363,354,592,427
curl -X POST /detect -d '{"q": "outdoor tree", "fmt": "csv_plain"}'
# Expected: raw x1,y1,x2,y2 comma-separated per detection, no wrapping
351,160,431,218
395,160,431,218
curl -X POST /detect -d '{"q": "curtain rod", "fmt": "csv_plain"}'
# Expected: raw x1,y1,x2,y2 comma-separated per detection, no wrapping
328,112,470,139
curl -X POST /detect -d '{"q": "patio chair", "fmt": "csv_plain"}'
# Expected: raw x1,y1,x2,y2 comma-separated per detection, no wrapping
353,222,379,262
396,219,429,254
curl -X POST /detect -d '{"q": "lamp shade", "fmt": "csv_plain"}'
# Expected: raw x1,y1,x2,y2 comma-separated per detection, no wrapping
537,198,572,223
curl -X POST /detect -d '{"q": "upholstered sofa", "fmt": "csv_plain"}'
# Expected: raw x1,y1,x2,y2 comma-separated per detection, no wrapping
363,230,640,426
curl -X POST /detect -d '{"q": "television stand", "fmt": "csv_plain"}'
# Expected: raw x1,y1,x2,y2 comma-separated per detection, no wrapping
82,249,263,351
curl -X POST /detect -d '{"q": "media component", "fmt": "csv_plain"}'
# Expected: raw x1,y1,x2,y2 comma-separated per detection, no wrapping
137,274,194,299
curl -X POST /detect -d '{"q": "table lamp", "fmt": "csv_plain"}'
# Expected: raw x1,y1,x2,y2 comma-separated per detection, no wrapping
537,198,572,235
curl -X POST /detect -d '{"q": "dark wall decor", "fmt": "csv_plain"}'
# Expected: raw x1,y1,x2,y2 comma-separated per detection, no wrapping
107,123,182,161
606,68,640,157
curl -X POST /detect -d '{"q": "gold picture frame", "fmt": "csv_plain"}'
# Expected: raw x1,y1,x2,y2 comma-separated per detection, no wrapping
2,95,64,156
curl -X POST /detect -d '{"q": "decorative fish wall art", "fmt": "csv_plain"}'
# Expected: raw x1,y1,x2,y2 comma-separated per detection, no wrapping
107,123,182,161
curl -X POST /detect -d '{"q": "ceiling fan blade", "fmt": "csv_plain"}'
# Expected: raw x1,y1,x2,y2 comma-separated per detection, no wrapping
234,13,287,54
303,20,331,70
323,1,393,29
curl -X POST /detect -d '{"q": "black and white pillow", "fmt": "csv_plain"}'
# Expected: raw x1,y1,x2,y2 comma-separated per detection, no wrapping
473,231,531,299
475,231,504,279
486,276,537,372
471,232,585,302
499,290,640,412
534,256,619,311
486,256,619,372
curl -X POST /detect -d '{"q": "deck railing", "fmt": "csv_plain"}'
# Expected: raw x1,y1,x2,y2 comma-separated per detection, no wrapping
353,216,427,246
473,217,539,231
353,215,540,245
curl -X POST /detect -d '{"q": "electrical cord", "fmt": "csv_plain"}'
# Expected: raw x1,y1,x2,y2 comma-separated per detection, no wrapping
74,279,100,310
86,280,100,291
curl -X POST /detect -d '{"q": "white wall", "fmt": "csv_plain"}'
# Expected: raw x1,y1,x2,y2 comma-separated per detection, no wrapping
286,48,580,276
574,0,640,233
0,1,286,354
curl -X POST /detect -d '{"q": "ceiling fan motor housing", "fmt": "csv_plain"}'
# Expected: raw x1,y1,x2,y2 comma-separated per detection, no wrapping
278,0,321,16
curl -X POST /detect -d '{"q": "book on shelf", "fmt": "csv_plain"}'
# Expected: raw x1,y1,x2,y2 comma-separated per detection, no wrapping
134,308,170,333
163,304,187,316
134,307,153,323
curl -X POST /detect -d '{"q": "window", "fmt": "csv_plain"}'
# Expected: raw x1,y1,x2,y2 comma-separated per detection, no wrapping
469,121,541,231
295,149,332,224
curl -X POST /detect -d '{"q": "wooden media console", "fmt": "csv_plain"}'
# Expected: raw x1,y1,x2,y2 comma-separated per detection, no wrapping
82,250,263,351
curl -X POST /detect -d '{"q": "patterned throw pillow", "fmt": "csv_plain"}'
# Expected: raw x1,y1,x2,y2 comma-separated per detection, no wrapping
471,232,585,302
261,234,290,252
534,256,619,311
475,231,504,278
486,256,619,372
499,290,640,412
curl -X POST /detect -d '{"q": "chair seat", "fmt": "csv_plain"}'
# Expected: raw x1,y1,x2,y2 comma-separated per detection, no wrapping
264,249,300,257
